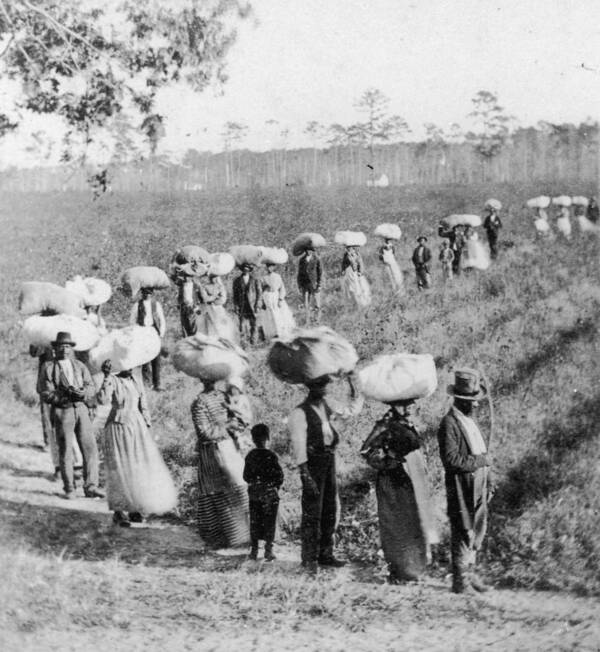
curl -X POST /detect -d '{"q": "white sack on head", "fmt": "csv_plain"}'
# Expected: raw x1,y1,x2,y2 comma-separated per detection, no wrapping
267,326,358,385
552,195,572,207
334,231,367,247
374,223,402,240
172,333,249,382
259,246,289,265
121,266,170,296
19,282,86,317
66,276,112,306
23,314,101,352
485,198,502,211
88,325,161,373
526,196,551,209
291,233,327,256
229,244,264,267
207,252,235,276
442,214,482,228
172,245,210,266
359,353,437,403
572,196,589,207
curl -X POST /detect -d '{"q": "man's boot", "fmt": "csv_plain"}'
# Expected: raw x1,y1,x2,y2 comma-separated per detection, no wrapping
264,541,276,562
249,540,258,561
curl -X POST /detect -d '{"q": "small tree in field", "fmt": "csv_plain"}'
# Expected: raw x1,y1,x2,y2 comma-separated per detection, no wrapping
221,120,248,187
466,90,515,157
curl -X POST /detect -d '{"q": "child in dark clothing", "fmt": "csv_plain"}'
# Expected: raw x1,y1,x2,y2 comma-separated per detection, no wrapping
243,424,284,561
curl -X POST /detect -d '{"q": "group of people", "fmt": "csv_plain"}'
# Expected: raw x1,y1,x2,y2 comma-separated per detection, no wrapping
529,194,599,240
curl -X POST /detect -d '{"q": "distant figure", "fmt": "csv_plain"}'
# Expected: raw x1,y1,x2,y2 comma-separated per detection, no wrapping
232,264,263,346
297,247,323,324
129,287,166,391
411,236,432,289
555,205,572,241
259,262,295,339
439,240,455,281
483,200,503,259
461,226,490,271
438,223,465,275
243,424,284,562
379,238,404,293
341,245,371,307
587,197,599,223
196,273,238,343
177,276,197,337
532,207,552,239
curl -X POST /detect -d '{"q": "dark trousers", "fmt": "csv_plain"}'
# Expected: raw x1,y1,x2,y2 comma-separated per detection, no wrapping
415,266,431,290
301,452,338,563
238,313,257,345
40,400,53,446
142,355,161,390
486,230,499,259
53,403,99,493
452,249,462,275
249,487,279,545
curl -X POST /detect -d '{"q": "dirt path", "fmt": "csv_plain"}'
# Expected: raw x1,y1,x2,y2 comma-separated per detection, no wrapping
0,398,598,652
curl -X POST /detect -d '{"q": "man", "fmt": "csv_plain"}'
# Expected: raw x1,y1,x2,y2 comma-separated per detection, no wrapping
40,332,103,500
30,343,54,453
587,197,599,224
232,263,262,345
288,373,363,572
411,235,432,290
483,200,503,259
297,247,322,324
129,287,166,390
437,368,490,594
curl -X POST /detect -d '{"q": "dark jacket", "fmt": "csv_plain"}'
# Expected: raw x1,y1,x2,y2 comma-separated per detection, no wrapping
300,400,340,456
341,249,363,274
243,449,284,488
232,273,262,317
483,214,502,234
297,253,322,292
136,298,161,334
40,358,96,408
411,245,432,269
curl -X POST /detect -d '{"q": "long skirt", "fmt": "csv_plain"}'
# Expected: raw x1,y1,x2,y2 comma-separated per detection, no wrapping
342,268,372,307
382,249,404,292
197,438,249,548
461,239,490,270
104,412,177,515
258,291,296,339
556,216,572,239
376,450,438,580
196,305,238,343
577,215,600,234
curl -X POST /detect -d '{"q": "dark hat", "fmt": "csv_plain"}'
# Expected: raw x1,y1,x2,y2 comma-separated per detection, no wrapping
417,235,428,243
447,367,486,401
51,331,76,347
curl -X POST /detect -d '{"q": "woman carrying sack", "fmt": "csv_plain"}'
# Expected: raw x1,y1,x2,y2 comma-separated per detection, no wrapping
259,261,295,340
341,245,371,307
196,273,238,343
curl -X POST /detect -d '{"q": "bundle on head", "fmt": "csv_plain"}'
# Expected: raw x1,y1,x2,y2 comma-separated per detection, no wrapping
121,266,170,297
19,281,86,318
23,314,101,352
65,276,112,306
170,245,210,280
267,326,358,385
572,196,589,207
552,195,572,207
374,223,402,240
88,325,161,373
259,246,289,266
485,199,502,211
358,353,437,403
207,252,236,276
172,333,249,382
526,196,551,209
291,233,327,256
229,244,264,269
334,231,367,247
442,214,482,228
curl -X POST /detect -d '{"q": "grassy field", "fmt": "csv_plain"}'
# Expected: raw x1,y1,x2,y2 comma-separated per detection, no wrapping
1,181,599,614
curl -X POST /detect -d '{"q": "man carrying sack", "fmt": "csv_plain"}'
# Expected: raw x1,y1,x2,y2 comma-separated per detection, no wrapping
437,368,490,594
129,287,166,391
40,332,104,500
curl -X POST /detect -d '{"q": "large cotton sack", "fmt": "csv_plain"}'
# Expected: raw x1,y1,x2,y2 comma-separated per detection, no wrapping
65,276,112,306
334,231,367,247
23,314,100,351
374,223,402,240
485,198,502,210
442,214,482,228
552,195,572,207
172,333,249,382
19,282,85,317
121,266,170,296
291,233,327,256
526,196,551,209
88,326,161,373
359,353,437,403
259,246,289,265
267,326,358,385
229,244,264,268
173,245,210,265
207,252,235,276
572,196,589,207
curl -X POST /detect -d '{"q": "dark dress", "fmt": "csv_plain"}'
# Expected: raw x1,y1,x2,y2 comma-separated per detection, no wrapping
243,449,284,543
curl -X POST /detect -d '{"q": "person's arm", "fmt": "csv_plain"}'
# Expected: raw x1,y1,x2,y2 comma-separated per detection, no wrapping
316,258,322,290
357,253,363,274
242,453,255,484
155,301,166,338
278,274,286,302
214,280,227,306
129,302,138,326
96,372,115,406
253,279,263,312
437,416,486,474
138,382,152,427
288,407,308,466
79,362,96,402
40,363,62,405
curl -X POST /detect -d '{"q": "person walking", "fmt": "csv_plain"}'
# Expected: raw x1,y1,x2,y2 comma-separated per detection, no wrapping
297,247,323,324
437,368,490,594
288,373,363,571
411,236,432,290
259,262,295,340
39,331,104,500
439,240,454,281
378,238,404,293
483,199,503,260
98,360,177,527
129,287,166,391
196,273,237,343
361,398,438,583
341,245,371,307
243,424,284,561
232,263,262,346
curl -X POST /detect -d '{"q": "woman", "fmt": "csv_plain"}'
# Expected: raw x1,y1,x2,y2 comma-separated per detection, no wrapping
341,245,371,307
461,226,490,271
555,205,572,240
191,378,250,548
196,274,238,342
533,207,553,239
98,360,177,527
178,275,198,337
259,262,295,339
378,239,403,293
361,399,438,583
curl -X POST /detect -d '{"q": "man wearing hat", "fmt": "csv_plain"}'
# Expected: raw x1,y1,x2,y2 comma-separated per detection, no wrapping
483,200,503,260
437,368,490,593
232,263,262,345
40,332,104,500
411,236,432,289
297,247,322,324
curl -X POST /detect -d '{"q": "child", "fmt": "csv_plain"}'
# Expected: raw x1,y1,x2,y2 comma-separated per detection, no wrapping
225,376,253,454
243,424,284,561
439,240,454,280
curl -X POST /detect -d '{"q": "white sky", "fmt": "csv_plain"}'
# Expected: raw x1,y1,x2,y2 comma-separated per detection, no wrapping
2,0,600,166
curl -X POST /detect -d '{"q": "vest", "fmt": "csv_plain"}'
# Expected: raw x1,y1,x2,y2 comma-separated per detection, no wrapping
301,400,339,456
137,298,160,333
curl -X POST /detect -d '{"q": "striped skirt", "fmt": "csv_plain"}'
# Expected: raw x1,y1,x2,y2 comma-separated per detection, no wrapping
197,438,249,548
